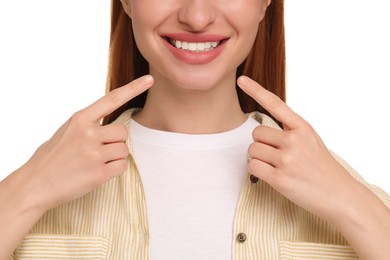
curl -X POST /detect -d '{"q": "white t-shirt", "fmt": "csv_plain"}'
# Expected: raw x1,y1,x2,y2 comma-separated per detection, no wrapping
130,116,259,260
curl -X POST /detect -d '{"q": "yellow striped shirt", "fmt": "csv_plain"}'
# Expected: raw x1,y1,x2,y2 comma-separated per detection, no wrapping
11,109,390,259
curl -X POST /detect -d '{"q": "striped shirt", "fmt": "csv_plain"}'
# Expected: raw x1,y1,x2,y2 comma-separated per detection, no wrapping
10,109,390,259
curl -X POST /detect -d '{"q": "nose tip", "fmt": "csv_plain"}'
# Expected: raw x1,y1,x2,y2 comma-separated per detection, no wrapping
178,0,217,31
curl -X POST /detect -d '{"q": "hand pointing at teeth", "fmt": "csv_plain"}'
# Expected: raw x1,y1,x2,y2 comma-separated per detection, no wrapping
237,75,356,219
21,75,153,210
20,76,153,209
237,75,390,260
0,75,153,259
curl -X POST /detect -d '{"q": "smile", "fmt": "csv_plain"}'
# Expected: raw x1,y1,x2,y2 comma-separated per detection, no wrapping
161,34,229,64
168,38,222,52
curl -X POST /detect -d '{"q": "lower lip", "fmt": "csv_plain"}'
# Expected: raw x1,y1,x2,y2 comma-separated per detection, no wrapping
162,38,227,65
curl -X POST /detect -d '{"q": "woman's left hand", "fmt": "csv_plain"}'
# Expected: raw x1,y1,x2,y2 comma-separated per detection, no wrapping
237,75,390,259
237,76,390,259
237,75,375,223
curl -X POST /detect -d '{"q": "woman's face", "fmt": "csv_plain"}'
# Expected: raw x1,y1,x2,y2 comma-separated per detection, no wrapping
125,0,270,91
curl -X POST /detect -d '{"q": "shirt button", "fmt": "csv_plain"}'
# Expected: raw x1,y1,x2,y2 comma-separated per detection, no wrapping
250,175,259,184
236,232,247,243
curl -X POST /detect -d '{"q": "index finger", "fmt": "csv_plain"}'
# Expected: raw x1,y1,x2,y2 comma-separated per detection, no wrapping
82,75,154,122
237,76,303,129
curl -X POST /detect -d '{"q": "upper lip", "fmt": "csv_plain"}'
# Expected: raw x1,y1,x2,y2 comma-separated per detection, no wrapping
161,33,229,42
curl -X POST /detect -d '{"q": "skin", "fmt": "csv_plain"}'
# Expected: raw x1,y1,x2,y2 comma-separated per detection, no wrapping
125,0,390,257
237,76,390,259
126,0,270,134
1,0,390,259
0,75,154,258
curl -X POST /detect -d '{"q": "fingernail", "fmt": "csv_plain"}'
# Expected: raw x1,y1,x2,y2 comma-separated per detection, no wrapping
143,75,154,85
237,76,249,86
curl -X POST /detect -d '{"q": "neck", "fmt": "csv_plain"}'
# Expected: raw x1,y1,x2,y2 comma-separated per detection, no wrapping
132,71,247,134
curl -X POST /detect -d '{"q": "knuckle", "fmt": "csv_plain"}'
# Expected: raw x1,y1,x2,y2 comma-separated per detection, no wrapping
107,89,124,107
280,152,294,166
285,131,300,145
83,127,98,141
266,95,283,112
298,117,311,130
69,111,85,124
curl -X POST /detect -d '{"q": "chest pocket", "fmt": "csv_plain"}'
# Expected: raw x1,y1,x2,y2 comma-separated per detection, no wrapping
14,234,109,259
278,241,358,260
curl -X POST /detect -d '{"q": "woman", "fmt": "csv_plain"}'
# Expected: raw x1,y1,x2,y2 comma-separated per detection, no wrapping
1,0,390,259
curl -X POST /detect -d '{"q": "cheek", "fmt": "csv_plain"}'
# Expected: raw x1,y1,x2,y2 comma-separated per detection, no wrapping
224,2,263,32
222,0,267,24
130,0,160,34
131,0,176,22
224,3,263,56
130,7,159,56
130,0,172,49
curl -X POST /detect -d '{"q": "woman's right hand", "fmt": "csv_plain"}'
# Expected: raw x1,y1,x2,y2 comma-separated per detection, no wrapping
10,75,153,213
0,75,153,258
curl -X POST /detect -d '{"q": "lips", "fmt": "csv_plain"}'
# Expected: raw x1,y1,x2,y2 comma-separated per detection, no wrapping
161,33,229,64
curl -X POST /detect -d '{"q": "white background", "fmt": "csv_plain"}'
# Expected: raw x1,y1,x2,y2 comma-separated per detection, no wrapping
0,1,389,193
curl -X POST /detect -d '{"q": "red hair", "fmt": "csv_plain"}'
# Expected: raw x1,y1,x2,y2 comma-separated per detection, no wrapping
103,0,285,125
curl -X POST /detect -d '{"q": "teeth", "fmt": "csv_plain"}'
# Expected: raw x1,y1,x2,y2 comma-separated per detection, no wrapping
188,42,197,51
169,39,221,52
175,41,182,48
197,42,205,51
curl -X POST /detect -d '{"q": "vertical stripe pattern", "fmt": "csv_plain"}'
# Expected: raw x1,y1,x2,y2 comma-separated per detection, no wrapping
11,110,389,259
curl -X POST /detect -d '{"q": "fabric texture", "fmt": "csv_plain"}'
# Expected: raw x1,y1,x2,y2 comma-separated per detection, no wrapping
130,116,259,259
10,109,390,260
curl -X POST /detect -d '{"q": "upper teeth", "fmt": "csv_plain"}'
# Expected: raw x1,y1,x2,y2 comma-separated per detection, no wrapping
169,39,220,52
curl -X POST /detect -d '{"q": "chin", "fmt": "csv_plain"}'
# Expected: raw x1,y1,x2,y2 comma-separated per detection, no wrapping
172,76,224,92
168,67,233,92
